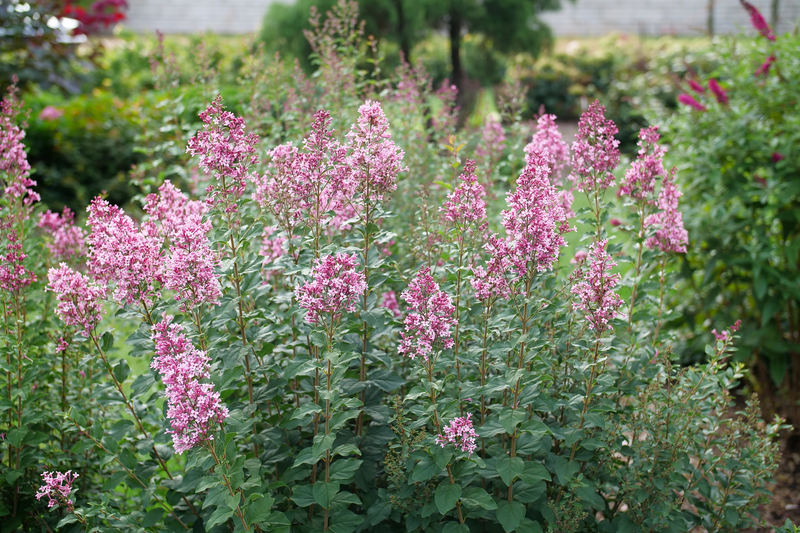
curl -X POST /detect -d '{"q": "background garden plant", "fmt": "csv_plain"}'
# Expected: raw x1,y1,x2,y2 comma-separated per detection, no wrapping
0,1,794,532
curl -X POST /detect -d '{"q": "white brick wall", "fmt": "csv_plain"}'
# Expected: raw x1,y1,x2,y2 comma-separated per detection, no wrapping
122,0,800,36
540,0,800,37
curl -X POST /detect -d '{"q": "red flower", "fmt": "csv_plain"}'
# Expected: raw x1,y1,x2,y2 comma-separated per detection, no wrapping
678,93,706,111
740,1,776,41
755,55,777,77
708,79,728,105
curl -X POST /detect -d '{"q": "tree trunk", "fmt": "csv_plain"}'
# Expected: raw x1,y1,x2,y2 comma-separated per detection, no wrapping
707,0,715,37
396,0,411,62
771,0,780,30
449,9,462,91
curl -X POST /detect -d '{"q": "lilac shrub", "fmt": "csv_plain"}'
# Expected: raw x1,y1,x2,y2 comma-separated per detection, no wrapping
1,2,787,533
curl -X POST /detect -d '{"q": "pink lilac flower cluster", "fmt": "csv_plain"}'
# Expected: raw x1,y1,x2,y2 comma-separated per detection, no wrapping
524,114,570,185
295,253,367,326
255,110,352,235
47,264,105,335
260,226,288,279
86,197,164,306
346,100,406,202
619,126,666,200
712,319,742,342
741,0,776,40
186,95,260,211
644,171,689,254
380,290,402,318
440,160,486,226
36,470,79,512
435,413,477,457
0,221,37,292
497,153,572,278
470,260,511,302
146,182,221,311
38,207,87,262
568,101,621,193
398,267,457,360
151,315,229,454
475,115,506,175
571,239,624,332
0,81,40,210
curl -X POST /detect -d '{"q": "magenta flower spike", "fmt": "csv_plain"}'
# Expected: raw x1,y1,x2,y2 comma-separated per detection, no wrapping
645,171,689,254
295,253,367,326
708,79,729,105
620,126,666,201
47,264,105,335
740,0,776,41
441,160,487,226
677,93,707,112
524,113,570,185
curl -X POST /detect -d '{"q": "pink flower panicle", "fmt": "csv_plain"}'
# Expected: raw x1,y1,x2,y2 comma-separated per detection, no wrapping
151,315,229,454
435,413,478,457
678,93,707,112
0,82,39,209
499,154,572,278
645,171,689,254
295,253,367,326
255,143,311,232
86,197,163,306
47,264,105,335
713,320,742,342
571,239,624,332
708,79,728,105
145,182,220,311
470,261,510,302
398,267,457,360
620,126,666,201
260,226,288,279
755,55,776,77
432,80,459,135
380,290,402,318
568,101,621,193
475,115,506,175
39,106,63,121
524,114,570,185
36,470,79,512
0,221,36,292
38,207,86,262
441,160,486,226
346,100,406,202
186,95,260,211
741,0,776,41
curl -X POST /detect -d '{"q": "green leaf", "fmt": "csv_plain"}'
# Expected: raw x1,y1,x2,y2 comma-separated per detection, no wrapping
101,331,115,352
142,508,164,528
519,462,551,484
113,359,130,383
500,408,527,434
119,448,137,470
6,428,27,448
57,515,80,528
369,369,404,392
102,470,128,491
555,457,579,486
435,483,462,514
291,485,315,508
130,373,156,397
206,506,235,530
329,509,364,533
496,500,526,532
411,456,440,482
313,481,340,509
460,487,497,510
245,495,274,526
442,523,470,533
496,455,524,487
330,459,362,482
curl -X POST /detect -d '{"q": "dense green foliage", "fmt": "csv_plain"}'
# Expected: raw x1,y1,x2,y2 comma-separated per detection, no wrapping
658,31,800,427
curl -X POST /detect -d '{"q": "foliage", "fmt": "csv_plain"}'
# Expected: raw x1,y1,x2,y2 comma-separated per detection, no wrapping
656,29,800,426
0,2,788,533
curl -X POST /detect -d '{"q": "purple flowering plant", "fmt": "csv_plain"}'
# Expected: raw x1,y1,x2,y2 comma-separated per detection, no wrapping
0,2,788,533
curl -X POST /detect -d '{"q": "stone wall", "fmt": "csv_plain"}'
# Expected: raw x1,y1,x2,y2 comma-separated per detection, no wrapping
122,0,800,36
